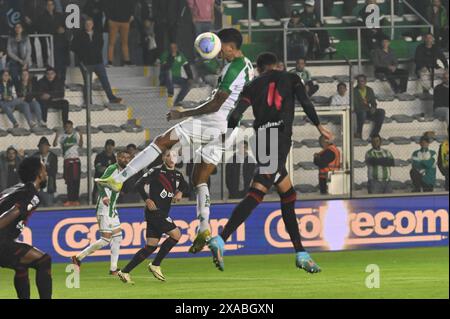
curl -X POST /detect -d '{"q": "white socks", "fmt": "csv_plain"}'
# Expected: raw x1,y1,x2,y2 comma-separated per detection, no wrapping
77,237,110,261
196,183,211,233
110,233,122,272
116,143,162,183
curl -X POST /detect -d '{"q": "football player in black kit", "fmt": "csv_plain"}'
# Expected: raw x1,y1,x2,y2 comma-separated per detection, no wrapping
208,52,334,273
118,150,188,284
0,157,52,299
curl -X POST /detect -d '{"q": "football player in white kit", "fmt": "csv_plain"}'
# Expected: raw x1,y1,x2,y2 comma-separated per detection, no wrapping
96,28,254,253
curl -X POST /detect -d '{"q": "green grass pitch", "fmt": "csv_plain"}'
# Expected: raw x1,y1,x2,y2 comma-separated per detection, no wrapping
0,247,448,299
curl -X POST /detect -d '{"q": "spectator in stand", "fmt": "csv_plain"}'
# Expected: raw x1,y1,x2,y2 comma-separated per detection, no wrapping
38,67,69,125
83,0,108,65
188,0,215,36
83,0,107,33
300,0,336,57
22,0,47,34
0,0,10,35
353,74,385,139
92,139,117,202
0,27,6,71
438,137,449,191
53,120,83,206
152,0,182,57
0,146,24,190
53,25,70,85
32,137,58,207
226,141,256,199
323,0,357,16
18,69,44,127
0,70,35,129
358,0,387,57
365,135,395,194
427,0,449,50
159,43,193,107
287,9,316,60
105,0,136,66
290,58,319,97
119,143,144,203
330,82,350,106
71,17,123,105
313,136,341,195
410,134,437,193
275,61,286,71
433,70,449,127
372,38,409,94
37,0,65,67
415,33,449,95
141,19,158,66
7,23,31,91
21,0,47,66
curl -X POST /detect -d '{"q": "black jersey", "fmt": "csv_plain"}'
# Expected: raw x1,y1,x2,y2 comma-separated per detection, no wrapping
228,70,320,138
135,165,188,216
0,183,40,245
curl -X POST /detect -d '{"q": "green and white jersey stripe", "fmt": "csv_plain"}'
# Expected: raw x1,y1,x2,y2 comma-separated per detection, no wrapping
215,56,254,116
96,164,120,218
366,148,394,182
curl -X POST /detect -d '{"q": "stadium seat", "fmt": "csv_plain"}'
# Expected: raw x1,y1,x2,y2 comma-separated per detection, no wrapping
98,125,122,134
312,76,335,83
396,93,416,101
76,126,101,134
376,94,396,102
302,139,320,148
106,103,127,111
389,136,412,145
391,114,415,123
7,128,31,136
353,161,366,169
310,96,331,105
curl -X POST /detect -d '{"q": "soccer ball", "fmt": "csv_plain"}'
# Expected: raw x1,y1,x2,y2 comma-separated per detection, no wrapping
194,32,222,60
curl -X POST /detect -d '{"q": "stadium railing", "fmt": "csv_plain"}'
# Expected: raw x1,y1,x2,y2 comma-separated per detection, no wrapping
0,34,55,72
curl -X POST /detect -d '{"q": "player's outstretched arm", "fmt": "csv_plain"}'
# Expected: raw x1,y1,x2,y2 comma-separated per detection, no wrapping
294,80,334,141
167,90,230,121
0,207,20,229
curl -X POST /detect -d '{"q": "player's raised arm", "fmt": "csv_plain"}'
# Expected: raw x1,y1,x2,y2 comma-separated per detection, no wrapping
167,90,230,121
293,75,334,141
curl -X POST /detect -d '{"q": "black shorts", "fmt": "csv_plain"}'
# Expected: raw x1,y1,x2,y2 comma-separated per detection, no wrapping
0,241,33,269
253,129,291,189
145,212,177,239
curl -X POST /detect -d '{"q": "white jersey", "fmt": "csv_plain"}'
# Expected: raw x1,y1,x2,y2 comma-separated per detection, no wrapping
173,55,253,166
213,56,254,118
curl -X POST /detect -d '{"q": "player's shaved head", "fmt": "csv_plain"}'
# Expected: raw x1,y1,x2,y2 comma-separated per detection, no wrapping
256,52,278,73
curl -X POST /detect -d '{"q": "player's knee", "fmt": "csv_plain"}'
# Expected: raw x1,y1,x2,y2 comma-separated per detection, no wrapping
100,237,112,247
247,187,267,204
29,254,52,271
279,187,297,204
171,229,182,241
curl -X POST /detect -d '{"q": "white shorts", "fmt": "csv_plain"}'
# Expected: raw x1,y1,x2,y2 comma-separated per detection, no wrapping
173,113,237,166
97,215,121,233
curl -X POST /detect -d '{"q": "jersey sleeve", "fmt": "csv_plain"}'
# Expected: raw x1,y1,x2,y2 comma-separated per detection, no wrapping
135,169,155,201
